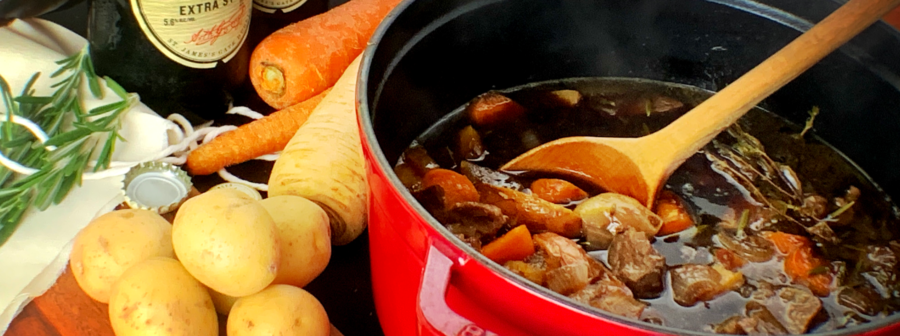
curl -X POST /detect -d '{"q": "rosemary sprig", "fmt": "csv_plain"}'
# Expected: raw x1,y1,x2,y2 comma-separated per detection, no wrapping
0,46,134,246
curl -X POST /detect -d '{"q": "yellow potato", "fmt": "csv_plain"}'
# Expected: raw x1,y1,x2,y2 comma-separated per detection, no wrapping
173,188,280,297
208,288,240,315
259,195,331,287
108,257,217,336
227,284,329,336
70,209,175,303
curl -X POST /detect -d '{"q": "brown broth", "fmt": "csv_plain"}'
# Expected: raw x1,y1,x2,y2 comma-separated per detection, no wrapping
404,77,900,333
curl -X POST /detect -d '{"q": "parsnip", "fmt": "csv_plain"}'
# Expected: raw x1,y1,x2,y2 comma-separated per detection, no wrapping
268,56,368,246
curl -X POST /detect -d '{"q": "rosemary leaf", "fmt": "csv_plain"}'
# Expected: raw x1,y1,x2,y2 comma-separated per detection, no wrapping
34,173,63,211
0,147,27,187
14,96,52,105
1,76,16,142
21,73,40,96
77,119,110,133
47,136,88,162
94,131,117,172
50,56,81,78
53,172,78,204
71,97,86,121
54,52,80,65
0,187,19,199
83,58,103,99
105,77,128,99
50,63,75,78
44,128,92,147
4,136,34,148
98,105,130,128
49,78,69,89
0,197,30,243
87,100,127,117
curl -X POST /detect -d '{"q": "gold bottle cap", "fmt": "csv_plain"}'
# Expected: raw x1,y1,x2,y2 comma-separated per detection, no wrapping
122,161,193,214
209,183,262,201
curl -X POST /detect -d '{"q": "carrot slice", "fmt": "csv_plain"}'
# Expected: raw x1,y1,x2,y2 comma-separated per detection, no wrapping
655,191,694,236
467,92,526,128
481,225,535,264
785,245,832,297
764,231,811,254
421,169,480,209
530,178,588,204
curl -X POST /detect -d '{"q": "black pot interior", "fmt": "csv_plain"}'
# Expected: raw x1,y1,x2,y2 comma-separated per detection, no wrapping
360,0,900,334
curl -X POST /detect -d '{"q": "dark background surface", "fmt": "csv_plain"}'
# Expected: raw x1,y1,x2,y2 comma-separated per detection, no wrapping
39,1,386,335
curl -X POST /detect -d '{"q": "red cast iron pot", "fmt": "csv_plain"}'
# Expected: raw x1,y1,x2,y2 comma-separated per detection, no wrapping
357,0,900,335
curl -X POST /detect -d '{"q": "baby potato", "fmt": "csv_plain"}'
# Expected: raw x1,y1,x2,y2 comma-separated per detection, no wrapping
108,257,217,336
70,209,175,303
208,288,240,315
259,195,331,288
227,284,329,336
173,188,280,297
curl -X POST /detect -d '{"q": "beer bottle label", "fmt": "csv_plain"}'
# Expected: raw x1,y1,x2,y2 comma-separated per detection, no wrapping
130,0,252,69
253,0,310,14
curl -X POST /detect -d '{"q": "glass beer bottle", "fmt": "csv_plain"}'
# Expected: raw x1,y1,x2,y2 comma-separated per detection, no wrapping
88,0,254,121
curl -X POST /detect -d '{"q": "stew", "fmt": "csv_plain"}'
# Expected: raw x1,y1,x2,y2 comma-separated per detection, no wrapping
394,78,900,334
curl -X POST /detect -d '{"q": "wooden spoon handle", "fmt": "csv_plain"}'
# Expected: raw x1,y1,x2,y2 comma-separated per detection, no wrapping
652,0,900,167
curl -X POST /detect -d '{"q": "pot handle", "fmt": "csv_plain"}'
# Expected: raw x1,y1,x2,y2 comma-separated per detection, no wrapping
417,245,499,336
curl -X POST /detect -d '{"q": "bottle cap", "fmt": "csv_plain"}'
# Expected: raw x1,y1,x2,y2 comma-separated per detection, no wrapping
209,182,263,201
122,161,193,214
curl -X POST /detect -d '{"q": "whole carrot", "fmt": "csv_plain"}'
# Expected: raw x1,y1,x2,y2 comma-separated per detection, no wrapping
185,89,330,175
250,0,402,109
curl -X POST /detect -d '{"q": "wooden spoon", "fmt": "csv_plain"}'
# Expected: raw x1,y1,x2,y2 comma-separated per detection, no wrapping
501,0,900,208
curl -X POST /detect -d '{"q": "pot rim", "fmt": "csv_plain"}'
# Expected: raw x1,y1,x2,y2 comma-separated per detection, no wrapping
357,0,900,335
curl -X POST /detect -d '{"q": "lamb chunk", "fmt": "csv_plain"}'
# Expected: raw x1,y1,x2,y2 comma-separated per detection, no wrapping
591,289,647,319
739,302,789,335
831,186,860,227
608,228,666,298
774,287,822,334
413,185,448,221
838,285,883,316
569,278,646,319
799,195,829,219
714,316,747,335
715,288,819,335
859,244,900,297
718,230,775,263
533,232,605,295
447,202,507,240
443,202,507,249
670,264,725,306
